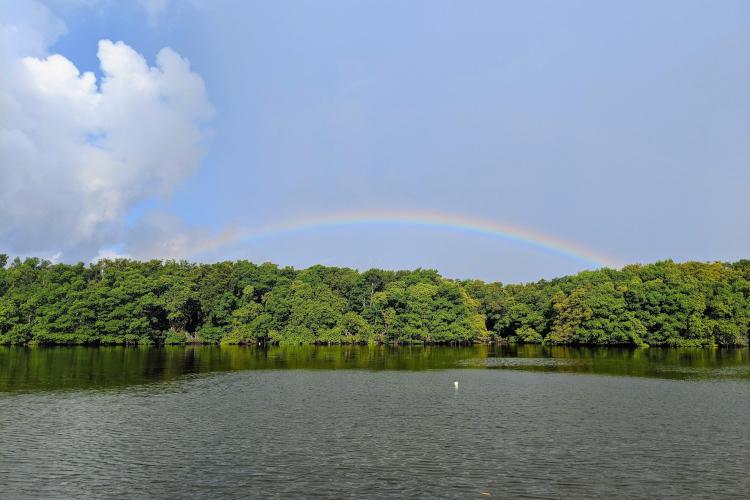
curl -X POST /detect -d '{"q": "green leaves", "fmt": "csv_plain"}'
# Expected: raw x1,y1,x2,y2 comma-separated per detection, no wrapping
0,257,747,346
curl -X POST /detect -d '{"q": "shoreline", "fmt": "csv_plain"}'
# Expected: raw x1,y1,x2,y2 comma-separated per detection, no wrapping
5,340,747,348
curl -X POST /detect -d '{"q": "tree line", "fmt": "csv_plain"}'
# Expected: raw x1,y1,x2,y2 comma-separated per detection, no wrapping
0,255,748,347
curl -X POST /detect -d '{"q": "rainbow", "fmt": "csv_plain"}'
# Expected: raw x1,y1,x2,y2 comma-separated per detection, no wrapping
209,210,621,269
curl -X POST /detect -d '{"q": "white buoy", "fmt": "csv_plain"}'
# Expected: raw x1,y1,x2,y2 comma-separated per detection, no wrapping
454,381,459,389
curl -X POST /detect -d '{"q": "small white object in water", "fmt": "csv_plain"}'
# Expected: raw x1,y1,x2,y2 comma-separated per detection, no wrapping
454,381,459,389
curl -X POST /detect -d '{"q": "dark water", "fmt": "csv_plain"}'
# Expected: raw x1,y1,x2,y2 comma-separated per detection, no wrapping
0,346,748,498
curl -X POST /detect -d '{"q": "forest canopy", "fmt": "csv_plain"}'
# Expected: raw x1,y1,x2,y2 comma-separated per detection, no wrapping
0,255,748,347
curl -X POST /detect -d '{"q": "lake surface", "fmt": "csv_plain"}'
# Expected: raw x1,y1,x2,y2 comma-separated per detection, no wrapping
0,345,748,498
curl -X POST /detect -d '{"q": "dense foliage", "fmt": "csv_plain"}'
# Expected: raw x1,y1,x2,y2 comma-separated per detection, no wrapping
0,255,748,347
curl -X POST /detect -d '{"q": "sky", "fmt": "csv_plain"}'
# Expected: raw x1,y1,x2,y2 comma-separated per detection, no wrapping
1,0,749,283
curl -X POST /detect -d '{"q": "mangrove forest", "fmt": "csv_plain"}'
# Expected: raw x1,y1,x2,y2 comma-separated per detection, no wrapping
0,255,748,347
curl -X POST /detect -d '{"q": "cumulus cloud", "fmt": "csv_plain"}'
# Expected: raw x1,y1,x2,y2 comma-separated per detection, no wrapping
0,1,213,260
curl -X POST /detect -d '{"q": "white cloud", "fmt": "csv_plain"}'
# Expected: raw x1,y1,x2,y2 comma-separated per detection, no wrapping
0,2,213,260
93,247,131,262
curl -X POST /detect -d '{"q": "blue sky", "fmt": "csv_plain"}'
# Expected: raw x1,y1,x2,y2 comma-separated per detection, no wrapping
1,0,749,282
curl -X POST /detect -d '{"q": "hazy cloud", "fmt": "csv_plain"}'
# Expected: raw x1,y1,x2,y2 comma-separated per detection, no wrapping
124,212,238,261
0,0,66,59
137,0,169,25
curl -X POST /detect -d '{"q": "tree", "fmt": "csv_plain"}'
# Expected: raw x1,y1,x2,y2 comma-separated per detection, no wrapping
0,256,746,347
548,288,592,344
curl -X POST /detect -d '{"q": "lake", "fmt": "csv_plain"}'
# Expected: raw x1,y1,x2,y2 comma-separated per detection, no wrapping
0,345,748,498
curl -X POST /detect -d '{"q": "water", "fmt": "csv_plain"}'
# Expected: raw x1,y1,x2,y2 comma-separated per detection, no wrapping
0,346,748,498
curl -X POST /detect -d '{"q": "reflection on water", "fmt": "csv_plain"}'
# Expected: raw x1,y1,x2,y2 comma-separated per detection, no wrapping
1,345,749,498
0,344,747,392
